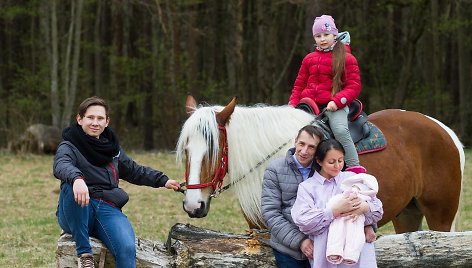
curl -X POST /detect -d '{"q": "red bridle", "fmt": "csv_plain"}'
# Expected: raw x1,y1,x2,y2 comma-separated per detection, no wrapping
183,124,229,193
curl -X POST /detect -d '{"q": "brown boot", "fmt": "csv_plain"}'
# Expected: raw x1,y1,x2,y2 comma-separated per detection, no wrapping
78,253,95,268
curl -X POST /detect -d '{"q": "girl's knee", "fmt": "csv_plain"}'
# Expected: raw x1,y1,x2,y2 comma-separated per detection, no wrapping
331,126,349,136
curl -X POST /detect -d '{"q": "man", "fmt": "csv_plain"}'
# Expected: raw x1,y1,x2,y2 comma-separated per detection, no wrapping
54,96,180,268
262,125,323,267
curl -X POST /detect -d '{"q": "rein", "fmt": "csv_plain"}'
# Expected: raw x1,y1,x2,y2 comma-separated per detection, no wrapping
177,110,323,197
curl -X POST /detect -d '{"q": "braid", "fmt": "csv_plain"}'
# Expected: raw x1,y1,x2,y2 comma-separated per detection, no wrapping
331,41,346,96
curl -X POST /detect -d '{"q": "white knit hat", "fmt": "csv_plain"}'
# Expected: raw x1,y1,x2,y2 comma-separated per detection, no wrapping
340,173,379,197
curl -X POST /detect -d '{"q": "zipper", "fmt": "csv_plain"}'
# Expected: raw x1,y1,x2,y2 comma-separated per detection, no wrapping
108,163,117,184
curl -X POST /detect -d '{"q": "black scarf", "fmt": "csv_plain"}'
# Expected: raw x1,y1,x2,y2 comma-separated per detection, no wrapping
62,123,120,167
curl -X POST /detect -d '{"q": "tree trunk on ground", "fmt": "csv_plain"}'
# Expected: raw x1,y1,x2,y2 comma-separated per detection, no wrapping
56,223,472,268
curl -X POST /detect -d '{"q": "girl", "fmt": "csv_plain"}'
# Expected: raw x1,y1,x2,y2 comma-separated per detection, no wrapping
291,139,383,268
289,15,365,174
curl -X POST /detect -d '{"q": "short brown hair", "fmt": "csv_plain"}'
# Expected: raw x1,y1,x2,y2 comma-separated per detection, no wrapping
296,125,324,141
77,96,109,118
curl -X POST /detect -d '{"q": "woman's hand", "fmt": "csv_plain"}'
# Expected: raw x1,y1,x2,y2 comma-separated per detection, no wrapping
331,193,362,217
73,177,90,207
364,225,377,242
300,238,314,259
340,201,370,220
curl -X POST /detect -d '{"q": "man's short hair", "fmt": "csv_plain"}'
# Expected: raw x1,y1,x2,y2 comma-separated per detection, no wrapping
296,125,324,140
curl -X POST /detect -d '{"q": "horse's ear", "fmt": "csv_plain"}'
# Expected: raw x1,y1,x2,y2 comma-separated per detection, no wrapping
216,97,237,125
186,94,198,116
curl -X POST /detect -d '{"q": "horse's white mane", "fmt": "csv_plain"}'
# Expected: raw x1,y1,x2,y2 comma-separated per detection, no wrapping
176,103,314,226
176,106,222,169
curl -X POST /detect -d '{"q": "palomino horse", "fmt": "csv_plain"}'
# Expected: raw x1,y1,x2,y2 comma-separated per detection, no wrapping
176,95,465,233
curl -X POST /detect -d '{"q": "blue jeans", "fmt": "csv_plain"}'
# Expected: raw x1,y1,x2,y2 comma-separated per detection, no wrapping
272,249,310,268
57,184,136,268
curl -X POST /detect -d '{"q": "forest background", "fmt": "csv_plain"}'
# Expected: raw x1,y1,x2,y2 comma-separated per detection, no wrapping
1,0,471,150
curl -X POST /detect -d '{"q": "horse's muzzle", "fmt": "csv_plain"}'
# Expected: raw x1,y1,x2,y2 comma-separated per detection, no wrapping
183,200,210,218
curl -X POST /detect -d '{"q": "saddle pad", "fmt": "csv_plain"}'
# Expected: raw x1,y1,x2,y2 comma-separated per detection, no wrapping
355,122,387,155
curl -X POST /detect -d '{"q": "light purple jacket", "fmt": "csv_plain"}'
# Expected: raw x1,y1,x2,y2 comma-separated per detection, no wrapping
291,171,383,268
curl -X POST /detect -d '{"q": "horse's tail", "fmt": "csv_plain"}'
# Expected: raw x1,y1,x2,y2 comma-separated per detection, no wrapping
427,116,465,231
452,140,465,232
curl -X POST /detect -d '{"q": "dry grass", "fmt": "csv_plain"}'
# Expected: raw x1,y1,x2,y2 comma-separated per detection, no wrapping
0,150,470,267
0,151,247,268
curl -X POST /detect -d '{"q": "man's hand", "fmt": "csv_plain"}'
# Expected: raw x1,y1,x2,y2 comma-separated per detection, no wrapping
165,179,181,191
73,177,90,207
300,238,314,259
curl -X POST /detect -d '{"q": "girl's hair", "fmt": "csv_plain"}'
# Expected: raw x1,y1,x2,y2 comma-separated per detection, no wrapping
77,96,109,118
331,41,346,96
314,138,345,171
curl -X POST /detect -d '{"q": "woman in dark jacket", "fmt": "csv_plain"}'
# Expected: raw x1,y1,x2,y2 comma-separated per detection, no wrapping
54,96,180,268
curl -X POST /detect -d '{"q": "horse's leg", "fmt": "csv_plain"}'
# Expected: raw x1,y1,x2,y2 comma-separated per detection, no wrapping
391,199,424,233
416,192,459,231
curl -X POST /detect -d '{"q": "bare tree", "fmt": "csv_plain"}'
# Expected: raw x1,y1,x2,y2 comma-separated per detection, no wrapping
41,0,60,127
456,0,470,142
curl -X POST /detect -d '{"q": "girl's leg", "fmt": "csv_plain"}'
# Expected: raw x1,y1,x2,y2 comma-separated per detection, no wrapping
91,201,136,268
326,107,359,167
56,183,94,256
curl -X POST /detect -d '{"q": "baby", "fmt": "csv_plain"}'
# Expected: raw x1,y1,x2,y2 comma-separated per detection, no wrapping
325,173,379,265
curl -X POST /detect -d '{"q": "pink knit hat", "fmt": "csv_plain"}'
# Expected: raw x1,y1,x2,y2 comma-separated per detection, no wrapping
312,15,338,36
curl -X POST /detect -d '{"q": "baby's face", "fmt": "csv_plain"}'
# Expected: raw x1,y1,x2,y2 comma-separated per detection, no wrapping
351,185,360,193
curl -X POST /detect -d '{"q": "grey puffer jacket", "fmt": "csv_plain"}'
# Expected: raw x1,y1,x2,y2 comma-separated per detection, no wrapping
261,148,316,260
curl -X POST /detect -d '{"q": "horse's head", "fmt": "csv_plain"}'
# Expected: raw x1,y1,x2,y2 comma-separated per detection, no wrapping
176,95,236,218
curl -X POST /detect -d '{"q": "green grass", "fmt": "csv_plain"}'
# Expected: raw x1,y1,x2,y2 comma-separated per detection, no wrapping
0,150,470,267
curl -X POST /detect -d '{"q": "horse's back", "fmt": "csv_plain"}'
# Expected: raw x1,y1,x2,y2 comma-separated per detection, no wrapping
368,109,462,160
367,108,462,182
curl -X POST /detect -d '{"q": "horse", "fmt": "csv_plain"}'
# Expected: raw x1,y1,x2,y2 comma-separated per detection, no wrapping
176,95,465,233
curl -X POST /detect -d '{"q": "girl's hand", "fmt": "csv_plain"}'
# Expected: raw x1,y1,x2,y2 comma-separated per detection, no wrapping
327,101,338,112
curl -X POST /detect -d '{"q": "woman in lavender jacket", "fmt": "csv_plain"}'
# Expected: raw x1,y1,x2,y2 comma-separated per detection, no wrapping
291,139,383,268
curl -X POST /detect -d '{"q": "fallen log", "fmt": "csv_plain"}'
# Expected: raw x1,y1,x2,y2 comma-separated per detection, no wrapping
375,231,472,267
167,223,275,268
56,223,472,267
56,233,172,267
